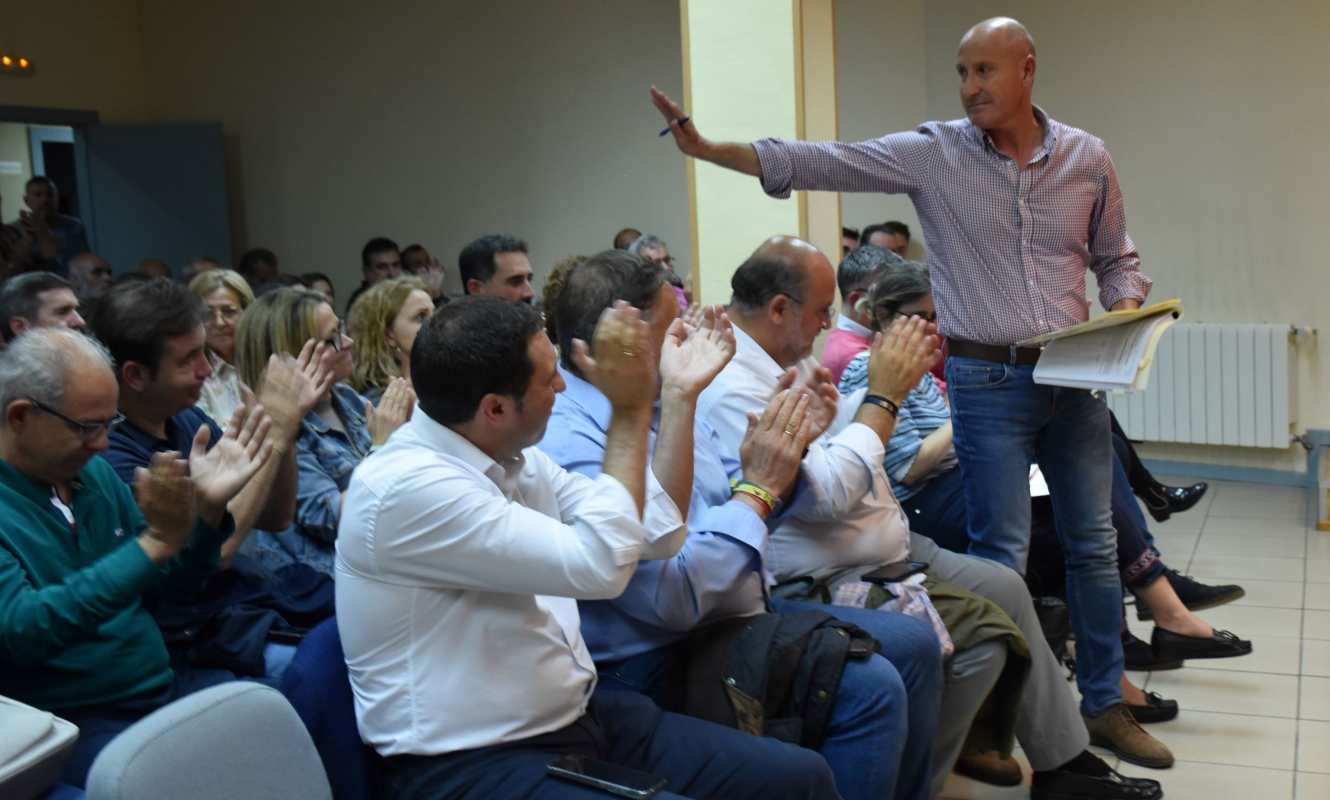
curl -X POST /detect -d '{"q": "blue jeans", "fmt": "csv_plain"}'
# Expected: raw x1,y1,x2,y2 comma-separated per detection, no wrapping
380,686,838,800
946,356,1123,714
900,464,971,554
600,609,940,800
772,600,942,800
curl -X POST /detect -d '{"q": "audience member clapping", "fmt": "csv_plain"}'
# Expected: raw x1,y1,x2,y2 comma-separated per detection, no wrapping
235,288,412,574
458,233,534,303
347,276,433,402
189,268,256,427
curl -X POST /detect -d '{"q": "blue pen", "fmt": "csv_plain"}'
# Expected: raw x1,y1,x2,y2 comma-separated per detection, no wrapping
659,116,690,137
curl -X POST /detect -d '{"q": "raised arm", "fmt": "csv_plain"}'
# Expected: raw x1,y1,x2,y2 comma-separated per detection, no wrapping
652,86,762,176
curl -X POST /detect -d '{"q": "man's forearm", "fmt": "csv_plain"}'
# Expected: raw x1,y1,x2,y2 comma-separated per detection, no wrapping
902,425,952,485
601,406,654,517
699,141,762,177
853,402,899,446
650,394,697,522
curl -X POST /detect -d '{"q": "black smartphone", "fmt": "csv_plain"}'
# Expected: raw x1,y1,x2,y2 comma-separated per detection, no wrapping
861,560,929,584
547,755,668,799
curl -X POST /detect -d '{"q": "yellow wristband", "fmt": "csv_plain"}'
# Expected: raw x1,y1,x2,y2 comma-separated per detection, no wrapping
731,480,782,514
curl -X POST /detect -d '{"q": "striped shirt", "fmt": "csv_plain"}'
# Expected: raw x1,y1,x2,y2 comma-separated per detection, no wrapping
753,107,1152,345
839,353,956,502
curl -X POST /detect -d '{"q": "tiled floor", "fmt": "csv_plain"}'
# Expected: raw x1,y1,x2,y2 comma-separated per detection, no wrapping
939,477,1329,799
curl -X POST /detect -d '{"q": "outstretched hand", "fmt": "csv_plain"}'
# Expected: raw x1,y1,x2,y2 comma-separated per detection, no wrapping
659,305,736,401
572,301,657,412
650,86,706,158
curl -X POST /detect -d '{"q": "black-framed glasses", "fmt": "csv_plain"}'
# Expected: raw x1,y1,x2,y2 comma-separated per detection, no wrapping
29,399,124,440
779,292,835,324
891,309,937,323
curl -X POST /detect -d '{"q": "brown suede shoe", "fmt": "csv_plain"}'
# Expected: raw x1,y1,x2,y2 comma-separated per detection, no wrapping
1083,703,1175,769
955,751,1023,786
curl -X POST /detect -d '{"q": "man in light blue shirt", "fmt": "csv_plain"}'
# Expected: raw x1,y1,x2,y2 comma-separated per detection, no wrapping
539,249,944,800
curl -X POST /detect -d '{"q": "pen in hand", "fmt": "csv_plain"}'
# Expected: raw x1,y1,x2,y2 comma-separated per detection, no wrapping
659,117,691,137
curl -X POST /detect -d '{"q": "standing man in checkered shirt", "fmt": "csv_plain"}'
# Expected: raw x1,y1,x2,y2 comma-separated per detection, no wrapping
652,16,1168,770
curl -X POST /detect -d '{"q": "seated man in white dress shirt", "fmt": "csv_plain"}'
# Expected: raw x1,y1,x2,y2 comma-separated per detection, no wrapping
696,236,1163,800
335,296,840,800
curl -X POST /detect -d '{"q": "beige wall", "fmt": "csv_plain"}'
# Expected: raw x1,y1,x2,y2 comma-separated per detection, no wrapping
0,124,34,219
839,1,1329,472
1,1,147,121
137,0,689,301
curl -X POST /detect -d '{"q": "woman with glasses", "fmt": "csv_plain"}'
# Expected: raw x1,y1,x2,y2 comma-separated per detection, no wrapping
189,268,255,427
346,276,433,403
839,264,1249,735
233,288,414,574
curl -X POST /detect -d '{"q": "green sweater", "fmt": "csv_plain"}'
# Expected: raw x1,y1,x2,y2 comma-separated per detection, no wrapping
0,457,231,712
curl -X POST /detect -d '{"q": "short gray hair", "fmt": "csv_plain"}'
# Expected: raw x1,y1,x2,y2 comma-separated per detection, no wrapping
627,235,667,256
0,328,115,426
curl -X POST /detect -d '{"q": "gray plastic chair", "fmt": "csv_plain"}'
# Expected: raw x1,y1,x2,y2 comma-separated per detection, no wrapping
85,682,332,800
0,695,79,800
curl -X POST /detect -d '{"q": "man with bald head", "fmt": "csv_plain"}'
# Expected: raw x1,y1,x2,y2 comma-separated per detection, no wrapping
68,252,113,304
653,15,1167,791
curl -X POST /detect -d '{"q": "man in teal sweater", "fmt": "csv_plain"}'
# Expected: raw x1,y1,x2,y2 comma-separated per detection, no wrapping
0,327,274,787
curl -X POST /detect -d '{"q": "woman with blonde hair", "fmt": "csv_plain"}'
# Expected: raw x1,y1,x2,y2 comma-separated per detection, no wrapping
347,275,433,402
234,287,413,573
189,268,255,425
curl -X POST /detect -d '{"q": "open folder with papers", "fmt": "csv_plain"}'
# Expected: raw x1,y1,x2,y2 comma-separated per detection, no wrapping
1019,299,1182,392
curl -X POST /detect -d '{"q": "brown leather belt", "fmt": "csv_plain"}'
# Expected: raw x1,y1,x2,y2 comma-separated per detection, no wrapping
945,337,1042,366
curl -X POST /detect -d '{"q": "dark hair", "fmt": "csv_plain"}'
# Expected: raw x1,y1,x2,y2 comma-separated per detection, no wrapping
401,243,427,261
91,277,207,375
361,237,400,270
863,261,931,330
254,274,304,296
837,245,905,298
237,248,279,279
0,272,74,343
553,250,665,375
841,225,860,240
729,248,805,312
860,221,911,246
300,272,335,295
25,175,55,192
613,227,642,250
411,296,544,425
458,234,528,291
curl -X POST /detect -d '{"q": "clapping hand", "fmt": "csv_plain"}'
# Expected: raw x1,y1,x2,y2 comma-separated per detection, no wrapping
866,315,941,402
258,340,336,443
368,377,415,446
659,304,735,401
572,301,657,412
189,400,275,523
739,388,817,509
136,452,197,563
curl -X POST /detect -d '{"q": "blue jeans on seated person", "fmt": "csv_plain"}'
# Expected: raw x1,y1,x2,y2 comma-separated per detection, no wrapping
379,686,838,800
600,608,941,800
945,355,1123,715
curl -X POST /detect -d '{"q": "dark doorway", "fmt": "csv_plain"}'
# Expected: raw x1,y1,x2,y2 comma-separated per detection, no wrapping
41,141,77,217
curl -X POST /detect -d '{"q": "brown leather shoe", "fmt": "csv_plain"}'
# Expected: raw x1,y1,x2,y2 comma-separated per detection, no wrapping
1083,703,1175,769
955,750,1023,786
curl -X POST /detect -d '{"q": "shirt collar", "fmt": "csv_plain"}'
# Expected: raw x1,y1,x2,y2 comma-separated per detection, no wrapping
302,384,360,436
405,406,524,485
0,457,93,505
963,105,1058,162
557,365,613,432
207,350,236,377
731,323,786,382
835,314,872,337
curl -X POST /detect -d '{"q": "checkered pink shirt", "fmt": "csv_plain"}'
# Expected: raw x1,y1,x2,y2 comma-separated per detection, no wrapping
754,108,1152,346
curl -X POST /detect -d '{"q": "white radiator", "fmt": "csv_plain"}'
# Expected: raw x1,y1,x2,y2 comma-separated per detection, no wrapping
1105,323,1294,448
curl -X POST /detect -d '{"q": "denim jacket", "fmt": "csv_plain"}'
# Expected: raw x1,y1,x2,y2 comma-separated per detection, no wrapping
242,384,372,575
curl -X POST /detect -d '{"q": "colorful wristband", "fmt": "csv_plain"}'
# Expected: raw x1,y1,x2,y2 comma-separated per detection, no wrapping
731,479,782,514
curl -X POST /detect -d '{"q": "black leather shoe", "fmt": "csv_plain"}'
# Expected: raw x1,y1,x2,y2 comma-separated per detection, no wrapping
1137,570,1245,620
1142,481,1208,522
1123,631,1183,671
1032,765,1163,800
1152,627,1252,661
1126,691,1179,724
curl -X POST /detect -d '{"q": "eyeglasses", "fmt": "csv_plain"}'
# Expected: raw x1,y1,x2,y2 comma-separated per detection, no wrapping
780,293,835,325
326,319,347,352
889,309,937,324
29,399,124,440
